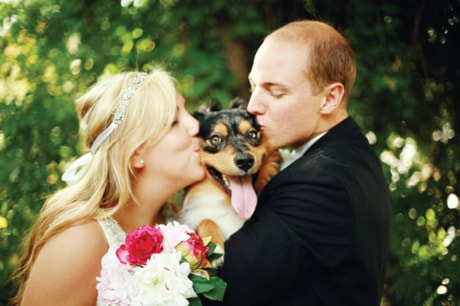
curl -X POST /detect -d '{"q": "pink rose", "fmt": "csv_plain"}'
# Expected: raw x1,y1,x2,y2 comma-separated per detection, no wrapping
116,225,164,266
175,232,210,270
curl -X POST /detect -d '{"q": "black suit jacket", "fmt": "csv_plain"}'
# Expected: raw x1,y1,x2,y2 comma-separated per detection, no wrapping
204,117,391,306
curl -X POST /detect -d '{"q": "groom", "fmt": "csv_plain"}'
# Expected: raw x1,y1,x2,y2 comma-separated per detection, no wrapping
204,20,391,306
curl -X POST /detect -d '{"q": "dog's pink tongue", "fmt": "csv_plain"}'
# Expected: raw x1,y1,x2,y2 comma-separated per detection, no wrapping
228,175,257,219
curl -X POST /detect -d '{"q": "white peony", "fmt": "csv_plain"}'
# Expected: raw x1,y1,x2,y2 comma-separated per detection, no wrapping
126,251,197,306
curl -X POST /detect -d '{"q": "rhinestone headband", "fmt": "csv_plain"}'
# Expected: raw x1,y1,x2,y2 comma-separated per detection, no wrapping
62,72,148,184
91,72,149,153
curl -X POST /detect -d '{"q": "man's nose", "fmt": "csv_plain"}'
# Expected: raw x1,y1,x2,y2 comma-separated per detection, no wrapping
247,89,263,115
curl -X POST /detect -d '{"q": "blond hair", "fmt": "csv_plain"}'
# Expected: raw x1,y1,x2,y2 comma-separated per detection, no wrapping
268,20,356,101
11,68,177,304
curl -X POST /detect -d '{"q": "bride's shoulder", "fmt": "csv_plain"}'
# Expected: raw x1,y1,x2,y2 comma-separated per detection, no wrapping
45,220,107,262
56,220,105,242
23,221,106,304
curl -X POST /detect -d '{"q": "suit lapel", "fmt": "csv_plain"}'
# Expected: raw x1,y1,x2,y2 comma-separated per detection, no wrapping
306,116,362,155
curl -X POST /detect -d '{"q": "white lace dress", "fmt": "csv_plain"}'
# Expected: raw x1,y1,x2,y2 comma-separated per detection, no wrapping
96,217,127,306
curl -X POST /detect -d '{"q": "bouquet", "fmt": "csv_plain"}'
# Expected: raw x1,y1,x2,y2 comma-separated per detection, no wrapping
96,221,226,306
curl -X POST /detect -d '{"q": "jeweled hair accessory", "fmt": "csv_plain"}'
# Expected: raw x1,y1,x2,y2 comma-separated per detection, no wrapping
62,72,148,185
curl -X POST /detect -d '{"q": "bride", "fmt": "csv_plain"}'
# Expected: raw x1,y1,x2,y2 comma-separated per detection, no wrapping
11,68,206,305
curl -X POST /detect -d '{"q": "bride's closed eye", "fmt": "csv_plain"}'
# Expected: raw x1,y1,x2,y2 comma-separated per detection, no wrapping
171,109,180,127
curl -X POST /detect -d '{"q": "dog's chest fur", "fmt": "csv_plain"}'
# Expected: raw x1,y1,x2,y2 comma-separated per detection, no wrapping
180,179,245,240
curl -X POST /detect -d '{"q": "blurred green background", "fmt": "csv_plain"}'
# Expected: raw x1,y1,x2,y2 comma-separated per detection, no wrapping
1,0,459,305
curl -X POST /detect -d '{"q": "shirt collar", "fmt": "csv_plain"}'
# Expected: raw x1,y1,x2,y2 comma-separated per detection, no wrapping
280,131,328,171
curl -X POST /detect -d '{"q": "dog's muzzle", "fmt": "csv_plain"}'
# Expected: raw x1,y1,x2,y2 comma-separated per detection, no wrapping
234,153,254,173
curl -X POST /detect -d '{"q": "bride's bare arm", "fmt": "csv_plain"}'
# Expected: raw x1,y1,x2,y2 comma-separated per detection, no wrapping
21,221,107,306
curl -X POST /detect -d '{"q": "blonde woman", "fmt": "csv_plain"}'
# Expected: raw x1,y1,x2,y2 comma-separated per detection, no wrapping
11,68,205,305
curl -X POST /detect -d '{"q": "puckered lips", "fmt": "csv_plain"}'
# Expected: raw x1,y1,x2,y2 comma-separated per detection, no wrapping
207,166,257,219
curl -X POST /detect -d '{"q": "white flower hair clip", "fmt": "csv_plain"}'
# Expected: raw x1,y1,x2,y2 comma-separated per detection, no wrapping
62,72,148,185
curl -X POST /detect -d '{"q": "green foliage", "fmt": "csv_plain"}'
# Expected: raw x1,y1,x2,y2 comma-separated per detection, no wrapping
190,272,227,301
1,0,459,305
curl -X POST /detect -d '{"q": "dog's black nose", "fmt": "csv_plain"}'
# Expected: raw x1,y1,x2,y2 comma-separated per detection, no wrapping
234,153,255,172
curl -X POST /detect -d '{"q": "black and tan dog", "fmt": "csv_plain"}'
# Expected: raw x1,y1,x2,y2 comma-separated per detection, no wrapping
179,99,280,250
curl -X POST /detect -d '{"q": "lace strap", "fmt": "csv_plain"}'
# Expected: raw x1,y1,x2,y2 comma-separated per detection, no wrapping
97,217,126,249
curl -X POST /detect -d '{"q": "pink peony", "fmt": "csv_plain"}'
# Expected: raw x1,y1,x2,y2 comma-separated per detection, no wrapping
116,225,164,266
157,222,194,252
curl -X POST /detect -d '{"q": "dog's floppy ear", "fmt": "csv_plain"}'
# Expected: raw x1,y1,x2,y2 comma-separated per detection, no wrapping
196,100,219,114
209,99,222,112
229,97,245,109
196,103,210,113
193,103,209,120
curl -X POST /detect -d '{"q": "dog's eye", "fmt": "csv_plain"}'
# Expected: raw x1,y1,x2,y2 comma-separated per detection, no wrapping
210,135,223,146
247,130,259,141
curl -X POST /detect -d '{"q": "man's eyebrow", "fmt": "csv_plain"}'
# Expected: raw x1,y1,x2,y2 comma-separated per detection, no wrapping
263,83,289,91
265,82,284,87
249,77,287,89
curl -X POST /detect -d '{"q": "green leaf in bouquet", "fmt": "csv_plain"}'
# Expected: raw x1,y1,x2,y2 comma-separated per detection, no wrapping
201,275,227,301
205,241,224,262
190,273,217,293
188,297,202,306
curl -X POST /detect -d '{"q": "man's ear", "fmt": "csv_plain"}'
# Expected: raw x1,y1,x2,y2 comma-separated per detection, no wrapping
320,82,344,114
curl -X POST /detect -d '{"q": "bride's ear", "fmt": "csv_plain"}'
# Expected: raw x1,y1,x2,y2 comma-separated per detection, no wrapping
320,83,344,114
131,151,145,169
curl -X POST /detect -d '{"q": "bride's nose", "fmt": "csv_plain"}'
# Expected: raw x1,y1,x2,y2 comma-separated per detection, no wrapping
188,115,200,136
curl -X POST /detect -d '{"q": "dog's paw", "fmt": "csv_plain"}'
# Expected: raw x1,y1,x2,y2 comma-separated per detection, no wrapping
255,150,281,194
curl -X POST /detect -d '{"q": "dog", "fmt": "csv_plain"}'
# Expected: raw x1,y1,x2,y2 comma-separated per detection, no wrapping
179,99,280,251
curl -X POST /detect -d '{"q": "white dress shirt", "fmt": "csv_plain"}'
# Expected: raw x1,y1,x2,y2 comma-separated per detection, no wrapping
279,131,328,171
